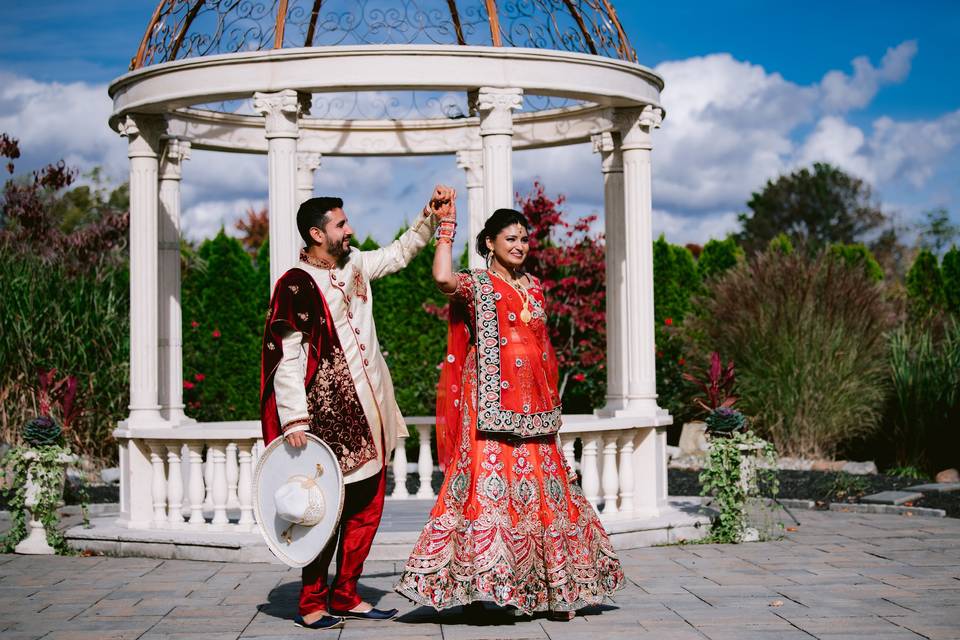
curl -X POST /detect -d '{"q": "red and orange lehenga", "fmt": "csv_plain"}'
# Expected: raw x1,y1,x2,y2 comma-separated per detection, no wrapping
395,269,624,614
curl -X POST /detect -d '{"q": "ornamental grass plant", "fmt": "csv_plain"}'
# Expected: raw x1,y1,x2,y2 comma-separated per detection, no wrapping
686,240,896,459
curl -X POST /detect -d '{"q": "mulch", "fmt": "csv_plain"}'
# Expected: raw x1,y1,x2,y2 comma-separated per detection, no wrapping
668,468,960,518
6,469,957,519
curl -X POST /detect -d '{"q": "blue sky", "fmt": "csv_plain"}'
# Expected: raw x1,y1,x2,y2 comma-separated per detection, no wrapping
1,1,958,246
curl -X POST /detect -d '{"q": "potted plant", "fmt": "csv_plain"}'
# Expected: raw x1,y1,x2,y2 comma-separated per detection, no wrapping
1,370,86,555
685,353,778,543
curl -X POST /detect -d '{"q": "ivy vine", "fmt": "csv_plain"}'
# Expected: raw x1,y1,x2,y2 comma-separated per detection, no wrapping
0,445,87,555
699,430,780,543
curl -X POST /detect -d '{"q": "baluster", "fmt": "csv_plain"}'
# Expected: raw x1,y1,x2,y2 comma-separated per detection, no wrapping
208,443,229,527
560,435,577,477
202,445,214,509
581,434,601,508
185,441,205,526
391,436,410,499
415,424,435,498
147,441,168,527
165,441,184,527
226,442,240,509
618,431,636,514
237,441,255,528
601,431,621,515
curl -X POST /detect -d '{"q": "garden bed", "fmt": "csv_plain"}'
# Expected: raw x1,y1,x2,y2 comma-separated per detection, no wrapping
669,468,960,518
3,468,956,519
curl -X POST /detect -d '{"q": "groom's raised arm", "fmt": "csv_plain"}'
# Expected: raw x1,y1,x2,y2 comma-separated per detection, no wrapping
360,185,455,281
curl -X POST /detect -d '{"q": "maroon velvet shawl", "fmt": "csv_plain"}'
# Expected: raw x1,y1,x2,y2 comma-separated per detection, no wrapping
260,268,377,474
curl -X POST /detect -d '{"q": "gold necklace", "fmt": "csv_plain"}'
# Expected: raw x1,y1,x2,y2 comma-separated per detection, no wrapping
490,269,533,324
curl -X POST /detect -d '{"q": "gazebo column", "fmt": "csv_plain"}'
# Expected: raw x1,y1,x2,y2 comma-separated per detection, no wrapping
116,114,165,528
477,87,522,218
120,115,166,428
456,148,485,269
617,105,668,518
593,130,628,417
158,137,192,425
296,151,322,206
254,89,303,288
616,105,664,418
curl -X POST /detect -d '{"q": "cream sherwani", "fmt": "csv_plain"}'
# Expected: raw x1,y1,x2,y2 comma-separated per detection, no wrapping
273,221,435,483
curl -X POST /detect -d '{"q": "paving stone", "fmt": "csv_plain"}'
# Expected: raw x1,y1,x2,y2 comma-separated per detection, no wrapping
905,483,960,493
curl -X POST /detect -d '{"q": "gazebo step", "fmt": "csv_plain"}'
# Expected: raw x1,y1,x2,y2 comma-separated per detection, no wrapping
65,498,709,563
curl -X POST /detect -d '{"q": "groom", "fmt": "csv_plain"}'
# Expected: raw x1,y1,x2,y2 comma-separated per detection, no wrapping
260,187,455,629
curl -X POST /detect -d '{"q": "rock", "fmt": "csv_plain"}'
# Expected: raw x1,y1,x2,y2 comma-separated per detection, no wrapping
861,490,923,505
678,421,708,456
776,457,813,471
100,467,121,484
842,461,878,475
935,468,959,483
811,460,845,472
665,445,680,461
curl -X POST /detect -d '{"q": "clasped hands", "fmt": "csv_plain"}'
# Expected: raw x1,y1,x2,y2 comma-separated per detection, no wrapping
422,185,457,224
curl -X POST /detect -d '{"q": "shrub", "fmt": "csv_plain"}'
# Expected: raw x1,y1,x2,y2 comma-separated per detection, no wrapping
653,235,700,323
828,243,884,282
887,319,960,472
0,248,128,462
697,237,743,281
685,245,895,458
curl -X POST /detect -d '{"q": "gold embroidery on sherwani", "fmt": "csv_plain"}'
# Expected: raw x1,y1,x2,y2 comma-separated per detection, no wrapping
353,265,368,303
305,345,377,473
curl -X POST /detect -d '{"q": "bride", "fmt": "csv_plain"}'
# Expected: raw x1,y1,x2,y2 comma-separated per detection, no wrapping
395,196,623,619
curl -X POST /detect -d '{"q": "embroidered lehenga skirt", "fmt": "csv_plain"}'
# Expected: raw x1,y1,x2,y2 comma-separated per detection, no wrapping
395,271,624,613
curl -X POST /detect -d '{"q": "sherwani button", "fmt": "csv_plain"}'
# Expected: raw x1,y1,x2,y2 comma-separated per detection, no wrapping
355,328,360,334
363,359,369,366
360,344,366,351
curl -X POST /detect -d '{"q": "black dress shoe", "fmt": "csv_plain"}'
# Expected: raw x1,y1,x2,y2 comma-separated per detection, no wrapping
293,613,345,629
329,606,399,620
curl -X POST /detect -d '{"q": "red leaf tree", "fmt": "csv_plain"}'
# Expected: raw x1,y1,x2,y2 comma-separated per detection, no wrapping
519,182,606,409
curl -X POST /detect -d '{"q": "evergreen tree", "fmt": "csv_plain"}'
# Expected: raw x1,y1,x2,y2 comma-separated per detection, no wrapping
941,246,960,315
182,231,263,420
905,249,945,319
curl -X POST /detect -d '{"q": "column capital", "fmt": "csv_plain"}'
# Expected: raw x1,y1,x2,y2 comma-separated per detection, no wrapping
296,151,322,194
475,87,523,136
616,105,663,150
591,130,623,174
159,138,191,181
253,89,304,138
297,151,322,172
119,114,165,158
456,148,484,187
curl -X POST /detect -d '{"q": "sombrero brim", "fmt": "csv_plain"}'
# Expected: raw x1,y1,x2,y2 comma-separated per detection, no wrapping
253,433,345,568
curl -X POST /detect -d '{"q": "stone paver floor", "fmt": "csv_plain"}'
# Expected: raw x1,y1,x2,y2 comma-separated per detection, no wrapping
0,510,958,639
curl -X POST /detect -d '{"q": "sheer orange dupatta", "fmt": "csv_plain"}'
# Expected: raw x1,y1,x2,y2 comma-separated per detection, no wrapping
435,300,471,471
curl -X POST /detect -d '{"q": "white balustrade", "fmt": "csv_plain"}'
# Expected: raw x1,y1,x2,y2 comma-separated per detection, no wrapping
117,414,669,534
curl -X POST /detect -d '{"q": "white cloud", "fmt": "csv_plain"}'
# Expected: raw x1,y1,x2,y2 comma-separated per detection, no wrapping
0,72,125,178
819,41,917,112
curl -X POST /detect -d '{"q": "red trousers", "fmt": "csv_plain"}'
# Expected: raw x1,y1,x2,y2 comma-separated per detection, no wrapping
299,464,386,615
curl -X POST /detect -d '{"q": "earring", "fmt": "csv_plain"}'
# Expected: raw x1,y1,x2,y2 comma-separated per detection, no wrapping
486,253,493,268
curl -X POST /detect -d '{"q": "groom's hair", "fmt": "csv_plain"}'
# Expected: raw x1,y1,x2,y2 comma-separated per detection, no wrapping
297,196,343,245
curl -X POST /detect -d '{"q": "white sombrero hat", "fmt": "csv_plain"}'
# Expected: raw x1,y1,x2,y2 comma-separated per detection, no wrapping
253,433,344,568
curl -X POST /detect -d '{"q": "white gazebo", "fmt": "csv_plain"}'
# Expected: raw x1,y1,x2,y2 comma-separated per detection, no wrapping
75,0,704,560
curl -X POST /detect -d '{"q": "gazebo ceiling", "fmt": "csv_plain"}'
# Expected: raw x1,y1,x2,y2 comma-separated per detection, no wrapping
132,0,637,70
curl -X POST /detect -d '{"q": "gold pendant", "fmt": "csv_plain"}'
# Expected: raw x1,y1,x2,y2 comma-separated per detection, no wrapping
520,308,532,324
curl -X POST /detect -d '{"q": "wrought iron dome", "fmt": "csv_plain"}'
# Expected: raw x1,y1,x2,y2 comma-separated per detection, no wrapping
132,0,637,70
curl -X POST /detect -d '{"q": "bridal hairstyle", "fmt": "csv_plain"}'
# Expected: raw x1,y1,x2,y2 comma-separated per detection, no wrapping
475,208,531,259
297,196,343,245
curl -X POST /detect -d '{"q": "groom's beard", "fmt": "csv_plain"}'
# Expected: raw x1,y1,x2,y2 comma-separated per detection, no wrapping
326,233,351,262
